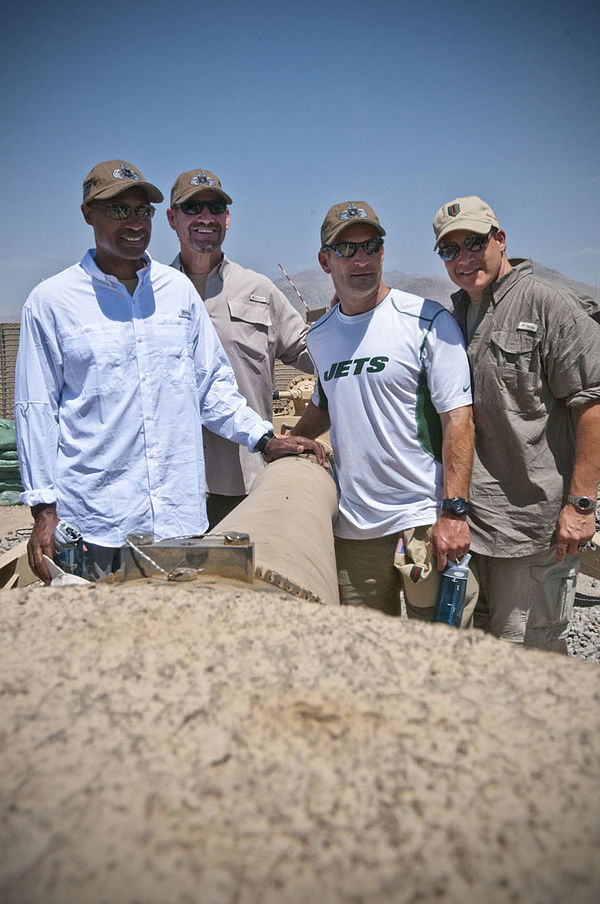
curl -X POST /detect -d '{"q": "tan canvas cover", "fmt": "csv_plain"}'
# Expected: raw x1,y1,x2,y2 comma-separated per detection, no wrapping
214,455,339,606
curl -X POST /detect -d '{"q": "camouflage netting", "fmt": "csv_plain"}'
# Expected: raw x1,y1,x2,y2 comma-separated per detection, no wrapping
0,419,23,505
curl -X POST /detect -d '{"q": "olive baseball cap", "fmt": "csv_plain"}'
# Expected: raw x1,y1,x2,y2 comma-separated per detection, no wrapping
170,169,233,207
82,160,163,203
321,201,386,246
433,195,499,249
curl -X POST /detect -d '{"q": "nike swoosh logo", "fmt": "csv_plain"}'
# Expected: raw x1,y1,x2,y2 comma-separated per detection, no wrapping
463,385,469,392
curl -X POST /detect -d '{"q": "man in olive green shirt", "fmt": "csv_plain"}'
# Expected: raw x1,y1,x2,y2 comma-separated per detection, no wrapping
167,168,313,527
433,195,600,653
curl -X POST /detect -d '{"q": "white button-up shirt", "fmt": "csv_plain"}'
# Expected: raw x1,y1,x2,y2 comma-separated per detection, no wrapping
15,251,271,546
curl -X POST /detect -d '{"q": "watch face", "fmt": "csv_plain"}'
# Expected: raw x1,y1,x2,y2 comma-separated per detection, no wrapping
443,497,469,516
569,494,594,511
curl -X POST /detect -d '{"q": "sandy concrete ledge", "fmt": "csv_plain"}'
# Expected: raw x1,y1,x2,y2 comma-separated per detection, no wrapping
1,581,599,904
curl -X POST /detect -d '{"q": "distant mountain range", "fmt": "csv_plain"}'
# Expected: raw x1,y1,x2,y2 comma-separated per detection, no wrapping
276,263,599,316
1,263,595,325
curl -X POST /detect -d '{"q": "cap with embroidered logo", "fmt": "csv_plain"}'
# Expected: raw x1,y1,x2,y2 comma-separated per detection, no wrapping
321,201,386,247
82,160,164,204
433,195,499,249
170,169,233,207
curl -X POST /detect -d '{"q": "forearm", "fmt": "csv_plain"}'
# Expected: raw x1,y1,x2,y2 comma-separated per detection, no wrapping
555,401,600,561
290,401,331,441
199,354,272,451
439,406,474,498
569,401,600,498
431,406,474,569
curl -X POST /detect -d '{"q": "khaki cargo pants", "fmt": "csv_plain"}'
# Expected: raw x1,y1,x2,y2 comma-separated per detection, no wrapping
469,548,579,654
335,525,478,626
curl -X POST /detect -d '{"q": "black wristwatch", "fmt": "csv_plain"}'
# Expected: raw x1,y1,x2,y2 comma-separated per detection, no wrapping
441,496,470,516
567,494,595,514
255,430,275,454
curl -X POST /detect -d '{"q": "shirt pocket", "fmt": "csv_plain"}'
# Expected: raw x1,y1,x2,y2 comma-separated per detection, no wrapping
227,297,272,365
61,326,132,394
484,329,543,416
150,319,196,387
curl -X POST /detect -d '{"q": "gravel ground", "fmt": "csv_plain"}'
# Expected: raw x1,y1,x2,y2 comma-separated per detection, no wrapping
3,584,599,904
1,506,597,662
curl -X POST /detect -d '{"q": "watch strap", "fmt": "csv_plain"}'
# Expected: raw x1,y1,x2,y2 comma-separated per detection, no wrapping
255,430,275,454
441,496,470,516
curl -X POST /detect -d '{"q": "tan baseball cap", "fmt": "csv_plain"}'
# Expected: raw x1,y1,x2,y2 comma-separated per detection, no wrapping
321,201,385,246
170,169,233,207
82,160,163,203
433,195,499,249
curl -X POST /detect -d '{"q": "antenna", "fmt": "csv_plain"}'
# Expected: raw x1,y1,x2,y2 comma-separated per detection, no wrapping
278,264,309,314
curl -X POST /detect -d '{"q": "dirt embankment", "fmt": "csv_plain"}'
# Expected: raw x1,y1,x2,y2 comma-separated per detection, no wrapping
1,580,599,904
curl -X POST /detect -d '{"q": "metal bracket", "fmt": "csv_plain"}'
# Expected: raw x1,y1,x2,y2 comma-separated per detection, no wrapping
117,532,255,583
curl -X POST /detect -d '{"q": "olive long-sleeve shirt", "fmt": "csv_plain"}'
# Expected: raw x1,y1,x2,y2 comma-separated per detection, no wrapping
452,258,600,556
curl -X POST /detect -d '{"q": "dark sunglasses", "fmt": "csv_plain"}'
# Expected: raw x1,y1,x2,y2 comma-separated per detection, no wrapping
437,231,492,261
90,201,155,220
176,198,228,216
324,237,384,258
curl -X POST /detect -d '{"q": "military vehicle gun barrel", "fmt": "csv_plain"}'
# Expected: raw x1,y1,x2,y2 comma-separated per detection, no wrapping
0,455,340,606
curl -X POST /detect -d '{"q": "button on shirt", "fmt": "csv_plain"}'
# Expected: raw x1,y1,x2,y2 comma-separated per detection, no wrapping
452,258,600,556
171,254,312,494
15,251,271,546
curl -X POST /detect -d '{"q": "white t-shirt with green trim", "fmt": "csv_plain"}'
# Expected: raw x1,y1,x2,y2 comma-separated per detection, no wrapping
308,289,472,539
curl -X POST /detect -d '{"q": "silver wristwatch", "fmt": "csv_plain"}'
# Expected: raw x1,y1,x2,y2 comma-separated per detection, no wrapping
567,494,595,514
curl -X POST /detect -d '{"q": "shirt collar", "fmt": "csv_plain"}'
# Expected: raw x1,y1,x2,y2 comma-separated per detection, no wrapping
171,252,228,283
489,258,531,305
81,249,152,286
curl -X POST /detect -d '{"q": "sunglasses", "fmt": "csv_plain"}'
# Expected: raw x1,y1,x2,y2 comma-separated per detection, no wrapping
176,198,228,216
324,237,384,258
437,231,492,261
91,201,155,220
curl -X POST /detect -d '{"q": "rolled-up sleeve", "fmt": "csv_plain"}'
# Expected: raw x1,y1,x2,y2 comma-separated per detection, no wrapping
273,289,313,373
547,307,600,407
15,301,63,505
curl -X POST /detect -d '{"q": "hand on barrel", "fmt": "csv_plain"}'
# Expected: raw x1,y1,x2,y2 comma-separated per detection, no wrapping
262,434,329,468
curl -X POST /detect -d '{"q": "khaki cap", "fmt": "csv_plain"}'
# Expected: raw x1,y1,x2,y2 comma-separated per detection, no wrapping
321,201,385,246
433,195,499,249
82,160,163,203
170,169,233,207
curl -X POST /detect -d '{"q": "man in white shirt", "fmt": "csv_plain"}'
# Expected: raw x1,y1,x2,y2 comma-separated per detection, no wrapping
15,160,325,583
167,168,313,527
290,201,475,618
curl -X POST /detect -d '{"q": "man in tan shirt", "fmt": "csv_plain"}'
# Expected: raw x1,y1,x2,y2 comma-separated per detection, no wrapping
167,168,313,527
433,195,600,652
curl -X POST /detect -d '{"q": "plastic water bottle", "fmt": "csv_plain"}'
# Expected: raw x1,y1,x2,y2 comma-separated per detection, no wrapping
433,553,471,627
54,520,84,576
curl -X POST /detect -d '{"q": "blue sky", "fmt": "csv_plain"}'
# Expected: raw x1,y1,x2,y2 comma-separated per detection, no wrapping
1,0,598,317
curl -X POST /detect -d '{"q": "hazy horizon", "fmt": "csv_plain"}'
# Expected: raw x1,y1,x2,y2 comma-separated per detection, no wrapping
1,0,598,318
